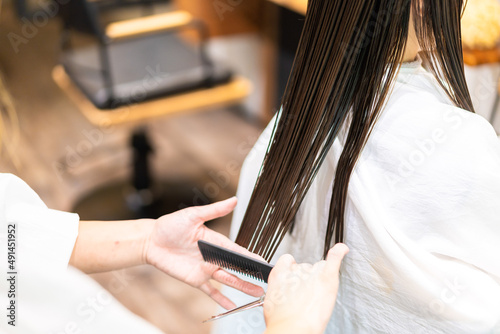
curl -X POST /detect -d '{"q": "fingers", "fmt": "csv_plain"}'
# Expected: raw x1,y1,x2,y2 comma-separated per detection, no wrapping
275,253,296,269
269,253,296,282
269,245,347,282
199,281,237,310
188,197,238,224
325,243,349,275
212,269,265,297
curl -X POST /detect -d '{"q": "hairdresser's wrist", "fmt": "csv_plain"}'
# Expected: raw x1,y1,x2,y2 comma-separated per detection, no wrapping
139,218,156,266
141,218,159,266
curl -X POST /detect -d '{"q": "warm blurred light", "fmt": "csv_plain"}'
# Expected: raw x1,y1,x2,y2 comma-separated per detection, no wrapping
462,0,500,49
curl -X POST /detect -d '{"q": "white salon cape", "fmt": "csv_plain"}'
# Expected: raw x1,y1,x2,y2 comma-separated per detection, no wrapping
0,173,162,333
212,59,500,334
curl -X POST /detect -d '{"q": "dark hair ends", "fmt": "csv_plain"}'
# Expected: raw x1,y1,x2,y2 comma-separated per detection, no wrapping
236,0,474,261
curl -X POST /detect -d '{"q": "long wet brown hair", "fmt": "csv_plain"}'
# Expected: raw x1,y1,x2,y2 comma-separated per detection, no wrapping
236,0,474,261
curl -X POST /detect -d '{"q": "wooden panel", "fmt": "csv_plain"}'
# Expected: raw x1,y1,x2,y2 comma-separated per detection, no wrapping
173,0,264,37
52,65,252,127
260,2,280,124
268,0,307,15
463,47,500,66
106,11,193,40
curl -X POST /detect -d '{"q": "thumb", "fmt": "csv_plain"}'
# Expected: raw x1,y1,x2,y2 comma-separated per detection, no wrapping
325,243,349,275
275,253,296,269
185,197,238,223
269,253,296,282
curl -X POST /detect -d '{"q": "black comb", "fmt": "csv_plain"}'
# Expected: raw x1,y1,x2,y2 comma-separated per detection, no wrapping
198,240,274,283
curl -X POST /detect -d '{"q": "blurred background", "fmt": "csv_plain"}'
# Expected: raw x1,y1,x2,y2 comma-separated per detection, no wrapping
0,0,499,333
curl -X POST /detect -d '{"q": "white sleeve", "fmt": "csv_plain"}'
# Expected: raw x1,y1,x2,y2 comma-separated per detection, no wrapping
1,174,79,275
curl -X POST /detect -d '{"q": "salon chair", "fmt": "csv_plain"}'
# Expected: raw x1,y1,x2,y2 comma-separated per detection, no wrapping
52,0,251,219
93,0,167,13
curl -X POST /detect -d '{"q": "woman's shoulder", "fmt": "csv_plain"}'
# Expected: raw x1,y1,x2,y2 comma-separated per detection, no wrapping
381,71,497,147
364,81,500,185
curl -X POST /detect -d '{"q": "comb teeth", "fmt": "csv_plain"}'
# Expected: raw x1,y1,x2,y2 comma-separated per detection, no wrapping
198,240,274,283
201,247,264,281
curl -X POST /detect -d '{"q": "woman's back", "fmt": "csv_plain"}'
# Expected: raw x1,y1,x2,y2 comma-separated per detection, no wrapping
213,60,500,333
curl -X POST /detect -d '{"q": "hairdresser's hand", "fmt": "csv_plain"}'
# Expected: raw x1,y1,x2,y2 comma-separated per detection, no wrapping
263,244,349,334
144,197,265,309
